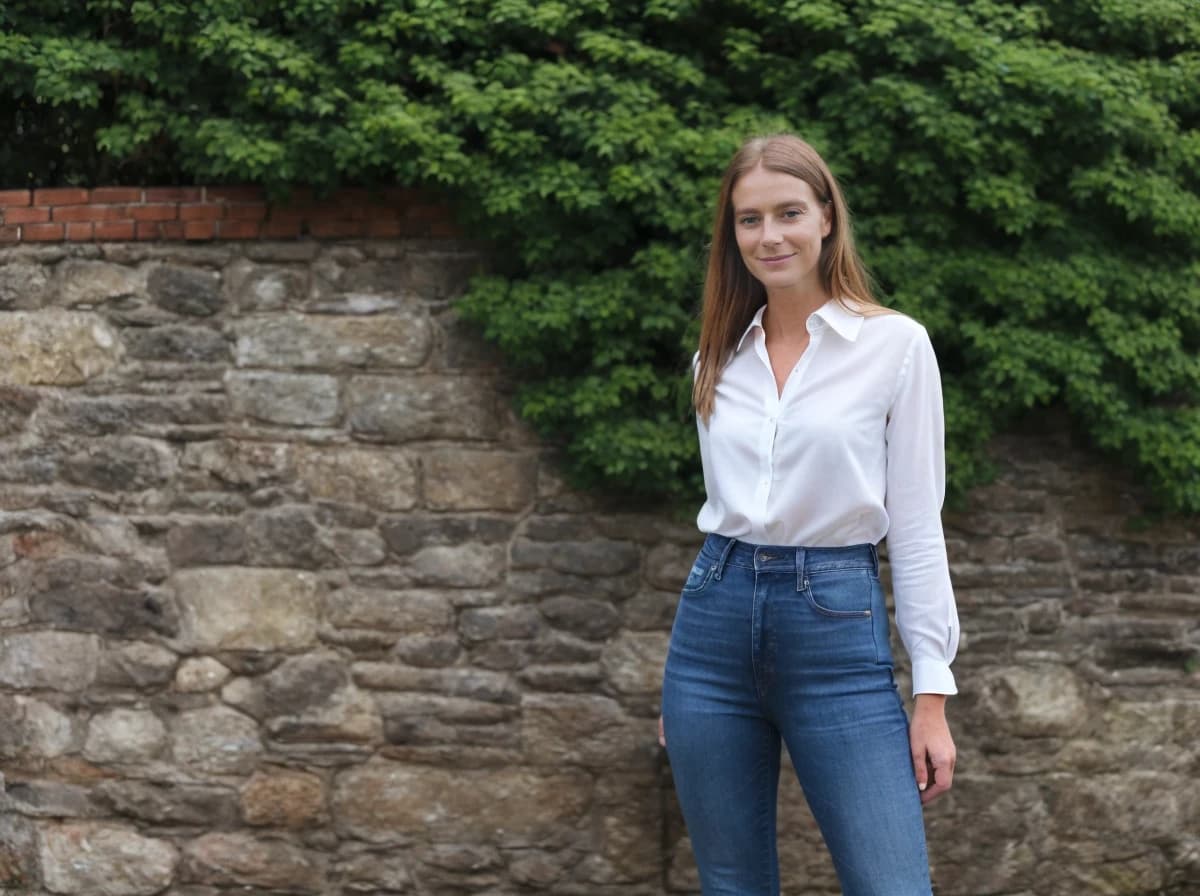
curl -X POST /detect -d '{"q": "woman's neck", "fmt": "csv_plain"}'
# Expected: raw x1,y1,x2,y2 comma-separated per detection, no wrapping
762,290,830,342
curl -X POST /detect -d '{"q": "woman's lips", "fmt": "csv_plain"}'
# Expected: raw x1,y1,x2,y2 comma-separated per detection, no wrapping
759,253,795,264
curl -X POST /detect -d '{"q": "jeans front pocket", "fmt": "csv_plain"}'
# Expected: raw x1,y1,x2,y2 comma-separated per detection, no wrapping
680,557,717,595
804,570,874,618
796,569,887,667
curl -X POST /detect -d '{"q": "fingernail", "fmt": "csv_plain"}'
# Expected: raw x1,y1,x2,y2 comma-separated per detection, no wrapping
918,783,927,791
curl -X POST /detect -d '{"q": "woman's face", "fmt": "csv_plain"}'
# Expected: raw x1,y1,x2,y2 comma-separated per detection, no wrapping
730,164,831,301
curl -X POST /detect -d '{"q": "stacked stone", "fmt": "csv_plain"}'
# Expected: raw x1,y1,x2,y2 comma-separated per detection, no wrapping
0,239,675,894
0,238,1198,895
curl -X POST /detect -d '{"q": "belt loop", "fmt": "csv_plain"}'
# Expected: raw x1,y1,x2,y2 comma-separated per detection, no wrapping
869,543,879,576
795,547,807,591
714,537,737,581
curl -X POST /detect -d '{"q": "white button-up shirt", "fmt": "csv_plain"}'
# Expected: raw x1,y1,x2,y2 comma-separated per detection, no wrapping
696,299,960,695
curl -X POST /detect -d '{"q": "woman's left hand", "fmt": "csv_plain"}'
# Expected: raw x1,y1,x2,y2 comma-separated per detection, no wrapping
910,693,955,805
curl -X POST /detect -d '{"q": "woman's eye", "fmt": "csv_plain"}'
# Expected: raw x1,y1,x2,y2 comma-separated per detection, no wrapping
738,216,759,226
783,208,802,219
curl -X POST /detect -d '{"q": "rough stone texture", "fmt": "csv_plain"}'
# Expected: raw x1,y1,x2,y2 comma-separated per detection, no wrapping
172,567,322,651
0,632,100,690
331,761,592,846
225,370,340,426
61,437,178,492
181,831,325,891
2,242,1198,896
0,813,39,890
423,449,537,511
147,264,222,316
173,657,232,692
293,445,418,511
55,260,143,307
170,706,263,775
95,641,177,689
0,262,51,309
82,709,167,764
92,780,239,827
240,767,325,827
0,310,123,385
0,696,77,759
38,823,179,896
233,311,432,369
346,375,497,441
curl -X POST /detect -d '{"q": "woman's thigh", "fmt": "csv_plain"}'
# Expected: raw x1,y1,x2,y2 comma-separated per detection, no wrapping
765,570,932,896
662,563,783,895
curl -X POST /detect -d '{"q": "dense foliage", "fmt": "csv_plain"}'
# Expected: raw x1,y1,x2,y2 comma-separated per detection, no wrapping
3,1,1198,510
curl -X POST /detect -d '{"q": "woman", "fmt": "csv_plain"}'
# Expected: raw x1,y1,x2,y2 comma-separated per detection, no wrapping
658,133,960,896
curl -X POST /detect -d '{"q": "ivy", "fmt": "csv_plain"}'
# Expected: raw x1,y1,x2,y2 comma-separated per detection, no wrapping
1,0,1197,511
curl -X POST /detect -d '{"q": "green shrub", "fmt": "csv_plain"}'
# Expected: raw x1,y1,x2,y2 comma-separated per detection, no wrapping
3,0,1197,510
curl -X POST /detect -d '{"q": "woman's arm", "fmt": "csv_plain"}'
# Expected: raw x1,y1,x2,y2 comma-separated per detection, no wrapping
884,326,961,802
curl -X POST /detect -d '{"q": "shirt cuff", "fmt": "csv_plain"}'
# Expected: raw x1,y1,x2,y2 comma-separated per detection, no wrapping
911,658,958,697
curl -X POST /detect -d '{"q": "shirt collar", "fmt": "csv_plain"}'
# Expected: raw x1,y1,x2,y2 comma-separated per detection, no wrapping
735,298,865,352
735,304,768,353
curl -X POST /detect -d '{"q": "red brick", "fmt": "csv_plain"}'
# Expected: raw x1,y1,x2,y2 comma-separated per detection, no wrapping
159,221,185,240
0,225,20,242
380,186,424,204
407,203,451,222
260,217,303,239
366,218,405,238
179,203,225,221
53,205,128,222
4,207,50,224
23,222,66,241
226,203,268,221
206,185,264,203
144,187,202,202
94,221,136,241
217,220,262,239
284,186,315,203
184,220,217,240
334,187,374,207
33,188,89,206
363,202,402,221
0,190,31,207
65,222,94,241
90,187,142,203
341,202,376,221
129,204,178,222
135,221,161,240
308,218,364,239
429,219,463,238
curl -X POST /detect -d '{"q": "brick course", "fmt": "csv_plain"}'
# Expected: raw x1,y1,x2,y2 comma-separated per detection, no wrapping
0,185,459,241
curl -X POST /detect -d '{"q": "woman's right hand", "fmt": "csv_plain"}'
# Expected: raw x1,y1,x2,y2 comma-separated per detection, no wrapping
658,715,666,747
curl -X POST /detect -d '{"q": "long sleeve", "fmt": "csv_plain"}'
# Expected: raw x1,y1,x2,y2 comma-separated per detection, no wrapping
884,328,960,696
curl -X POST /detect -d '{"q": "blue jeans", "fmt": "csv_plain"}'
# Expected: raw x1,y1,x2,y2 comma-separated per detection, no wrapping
661,534,932,896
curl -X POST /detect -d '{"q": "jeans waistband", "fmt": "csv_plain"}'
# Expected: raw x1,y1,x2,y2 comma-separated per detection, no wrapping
699,533,878,579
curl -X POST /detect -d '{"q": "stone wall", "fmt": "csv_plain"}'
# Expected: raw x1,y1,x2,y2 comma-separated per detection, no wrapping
0,239,1198,896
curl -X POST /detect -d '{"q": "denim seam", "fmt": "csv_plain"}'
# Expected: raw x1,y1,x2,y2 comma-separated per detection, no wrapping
751,569,766,700
756,732,779,896
713,536,738,581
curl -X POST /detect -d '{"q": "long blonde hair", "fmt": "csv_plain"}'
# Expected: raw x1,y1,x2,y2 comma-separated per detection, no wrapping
692,134,884,421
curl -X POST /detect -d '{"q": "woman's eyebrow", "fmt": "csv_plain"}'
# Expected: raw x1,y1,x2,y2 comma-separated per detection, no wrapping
734,199,811,214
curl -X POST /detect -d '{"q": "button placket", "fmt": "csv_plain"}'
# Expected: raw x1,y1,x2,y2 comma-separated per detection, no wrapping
753,390,778,518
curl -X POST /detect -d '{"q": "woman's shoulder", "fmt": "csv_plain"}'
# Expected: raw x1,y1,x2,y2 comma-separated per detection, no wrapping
853,303,930,344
